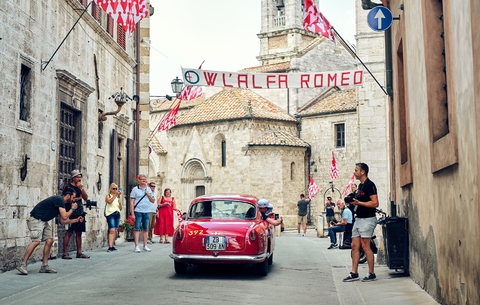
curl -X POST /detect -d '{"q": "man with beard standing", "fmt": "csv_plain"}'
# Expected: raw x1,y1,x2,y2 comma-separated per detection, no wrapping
62,169,90,259
17,188,84,275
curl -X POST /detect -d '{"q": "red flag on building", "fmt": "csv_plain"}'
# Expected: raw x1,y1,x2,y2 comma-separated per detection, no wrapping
308,175,320,199
330,151,339,180
93,0,149,36
178,61,205,101
303,0,335,43
157,101,181,132
342,174,356,198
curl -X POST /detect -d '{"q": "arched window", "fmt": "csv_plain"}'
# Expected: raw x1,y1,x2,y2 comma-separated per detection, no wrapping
290,162,295,180
221,140,226,167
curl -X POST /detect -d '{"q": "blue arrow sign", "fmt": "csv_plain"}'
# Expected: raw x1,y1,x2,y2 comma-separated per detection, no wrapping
367,6,393,31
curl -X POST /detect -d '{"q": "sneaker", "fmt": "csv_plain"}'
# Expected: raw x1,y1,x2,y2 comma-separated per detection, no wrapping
111,247,118,252
327,243,338,249
297,233,301,236
17,264,28,275
39,265,57,273
143,245,152,252
343,272,359,282
147,240,152,244
107,247,113,253
134,246,141,253
362,273,377,282
302,233,306,237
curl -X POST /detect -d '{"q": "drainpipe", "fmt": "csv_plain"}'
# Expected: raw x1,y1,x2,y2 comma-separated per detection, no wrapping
385,27,393,97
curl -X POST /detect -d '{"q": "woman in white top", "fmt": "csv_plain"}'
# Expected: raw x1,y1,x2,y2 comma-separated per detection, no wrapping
105,183,122,252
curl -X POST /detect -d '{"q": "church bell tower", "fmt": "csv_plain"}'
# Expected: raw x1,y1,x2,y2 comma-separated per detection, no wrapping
258,0,320,66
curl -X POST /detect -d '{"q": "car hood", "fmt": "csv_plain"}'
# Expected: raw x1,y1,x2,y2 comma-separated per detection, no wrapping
184,220,256,252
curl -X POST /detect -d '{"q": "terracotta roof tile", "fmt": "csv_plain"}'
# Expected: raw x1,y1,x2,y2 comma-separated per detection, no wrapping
297,87,357,116
149,136,167,154
150,96,205,112
249,130,310,148
176,88,296,126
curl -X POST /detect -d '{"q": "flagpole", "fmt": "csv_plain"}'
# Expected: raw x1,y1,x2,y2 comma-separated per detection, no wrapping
146,97,179,144
332,28,388,96
42,1,93,71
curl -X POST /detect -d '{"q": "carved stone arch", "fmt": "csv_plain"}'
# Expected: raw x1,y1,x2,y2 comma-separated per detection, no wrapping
180,158,210,212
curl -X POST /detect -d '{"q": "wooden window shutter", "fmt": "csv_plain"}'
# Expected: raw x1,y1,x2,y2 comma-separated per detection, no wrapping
93,3,102,22
117,24,126,50
110,129,119,185
107,15,114,37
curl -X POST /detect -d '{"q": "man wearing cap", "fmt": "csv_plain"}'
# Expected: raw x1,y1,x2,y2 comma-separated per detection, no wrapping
17,188,84,275
62,169,90,259
257,199,282,226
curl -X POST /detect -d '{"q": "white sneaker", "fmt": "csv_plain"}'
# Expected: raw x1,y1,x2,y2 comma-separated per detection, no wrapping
134,246,141,253
302,234,306,237
297,233,301,236
143,245,152,252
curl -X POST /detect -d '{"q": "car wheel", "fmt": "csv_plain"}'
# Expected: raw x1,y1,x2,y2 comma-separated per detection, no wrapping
256,259,269,276
174,261,187,274
267,253,273,265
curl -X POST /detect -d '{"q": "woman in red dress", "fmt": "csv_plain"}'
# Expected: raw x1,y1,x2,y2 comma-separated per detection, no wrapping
154,188,176,243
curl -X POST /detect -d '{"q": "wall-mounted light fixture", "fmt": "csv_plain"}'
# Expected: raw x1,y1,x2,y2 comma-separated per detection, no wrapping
170,77,184,96
98,87,131,121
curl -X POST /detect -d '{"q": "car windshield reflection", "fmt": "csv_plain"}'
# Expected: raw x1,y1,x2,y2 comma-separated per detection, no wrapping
188,200,257,219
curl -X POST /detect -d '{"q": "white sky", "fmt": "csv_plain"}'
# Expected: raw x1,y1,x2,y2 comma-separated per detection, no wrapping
148,0,356,97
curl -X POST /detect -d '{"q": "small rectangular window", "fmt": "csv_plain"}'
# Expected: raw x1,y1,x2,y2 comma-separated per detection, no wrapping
107,15,114,37
19,64,31,121
335,123,345,148
221,140,226,167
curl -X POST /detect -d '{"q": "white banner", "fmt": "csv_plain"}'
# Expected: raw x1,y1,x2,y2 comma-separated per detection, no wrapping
181,68,363,89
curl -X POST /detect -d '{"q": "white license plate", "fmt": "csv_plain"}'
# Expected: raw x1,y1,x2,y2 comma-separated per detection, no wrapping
206,236,226,251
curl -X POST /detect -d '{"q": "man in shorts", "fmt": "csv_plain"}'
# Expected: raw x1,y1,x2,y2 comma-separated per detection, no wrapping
343,163,379,282
297,194,310,236
17,188,84,275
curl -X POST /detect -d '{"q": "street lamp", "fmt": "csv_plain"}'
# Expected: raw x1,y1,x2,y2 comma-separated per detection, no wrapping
98,87,131,121
170,76,184,96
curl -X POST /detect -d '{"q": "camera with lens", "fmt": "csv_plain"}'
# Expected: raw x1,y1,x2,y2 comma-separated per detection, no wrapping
344,196,354,203
85,200,97,210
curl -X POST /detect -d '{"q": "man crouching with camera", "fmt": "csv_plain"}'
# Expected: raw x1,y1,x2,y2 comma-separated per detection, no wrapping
62,169,90,259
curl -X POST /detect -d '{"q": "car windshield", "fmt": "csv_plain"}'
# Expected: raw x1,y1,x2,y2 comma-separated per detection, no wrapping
188,200,257,219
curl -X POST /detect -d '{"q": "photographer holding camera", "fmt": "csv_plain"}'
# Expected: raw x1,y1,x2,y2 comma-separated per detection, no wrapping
62,169,90,259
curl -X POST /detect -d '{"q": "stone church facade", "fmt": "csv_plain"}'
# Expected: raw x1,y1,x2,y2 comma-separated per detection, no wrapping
149,0,389,228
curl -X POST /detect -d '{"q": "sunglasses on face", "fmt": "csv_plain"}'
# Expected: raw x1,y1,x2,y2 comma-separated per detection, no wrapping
112,188,117,190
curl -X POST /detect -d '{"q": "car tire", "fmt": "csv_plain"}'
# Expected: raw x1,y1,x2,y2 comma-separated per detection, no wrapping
256,259,268,276
174,261,187,274
267,253,273,265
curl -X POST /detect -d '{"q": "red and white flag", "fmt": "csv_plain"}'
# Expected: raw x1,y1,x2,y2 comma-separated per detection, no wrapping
303,0,335,43
157,101,181,132
330,151,339,180
342,174,356,198
308,175,320,199
178,61,205,101
93,0,149,36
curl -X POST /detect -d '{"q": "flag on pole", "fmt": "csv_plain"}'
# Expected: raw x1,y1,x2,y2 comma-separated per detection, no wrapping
330,151,339,180
342,174,356,198
308,175,320,199
157,101,181,132
303,0,335,43
178,61,205,101
93,0,149,36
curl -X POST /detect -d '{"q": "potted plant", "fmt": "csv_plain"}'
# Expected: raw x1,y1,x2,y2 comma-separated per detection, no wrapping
119,215,134,233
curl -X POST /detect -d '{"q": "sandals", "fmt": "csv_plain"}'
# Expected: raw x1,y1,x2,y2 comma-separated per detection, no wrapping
62,254,72,260
76,252,90,259
164,240,171,244
159,240,164,243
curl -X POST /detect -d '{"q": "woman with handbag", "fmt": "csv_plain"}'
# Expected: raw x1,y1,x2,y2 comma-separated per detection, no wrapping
105,183,122,252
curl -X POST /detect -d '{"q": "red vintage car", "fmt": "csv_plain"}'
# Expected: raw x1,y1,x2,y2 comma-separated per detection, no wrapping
169,194,275,276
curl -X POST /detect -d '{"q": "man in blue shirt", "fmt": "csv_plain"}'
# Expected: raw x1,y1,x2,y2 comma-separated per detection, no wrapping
327,200,353,249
